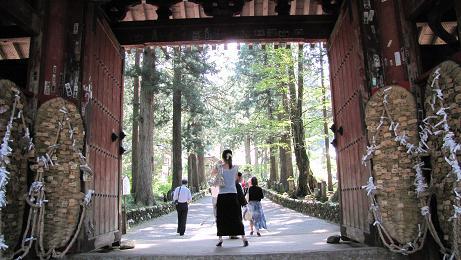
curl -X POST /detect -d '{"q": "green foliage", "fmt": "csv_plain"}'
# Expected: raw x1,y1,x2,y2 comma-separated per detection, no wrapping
153,174,172,196
121,43,336,201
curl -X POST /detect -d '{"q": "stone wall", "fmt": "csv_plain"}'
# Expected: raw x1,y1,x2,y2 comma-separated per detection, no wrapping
263,188,340,224
127,190,207,227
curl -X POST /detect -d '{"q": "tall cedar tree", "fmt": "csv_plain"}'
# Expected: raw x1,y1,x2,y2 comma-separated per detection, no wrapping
279,88,294,191
289,44,314,197
171,47,183,191
131,49,141,194
319,43,333,191
136,47,156,205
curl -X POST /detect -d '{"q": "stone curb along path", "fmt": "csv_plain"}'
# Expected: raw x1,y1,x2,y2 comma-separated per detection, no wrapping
126,190,207,227
262,188,340,224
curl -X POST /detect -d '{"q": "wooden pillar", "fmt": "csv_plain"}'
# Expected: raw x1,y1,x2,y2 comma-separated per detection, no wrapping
27,0,45,119
358,0,384,91
395,1,425,119
37,0,85,105
456,0,461,49
374,0,407,86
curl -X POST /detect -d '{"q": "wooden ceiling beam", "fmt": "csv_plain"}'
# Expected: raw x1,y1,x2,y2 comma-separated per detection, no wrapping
303,0,315,15
112,15,335,46
0,0,40,35
194,3,201,18
456,0,461,48
263,0,269,16
0,26,29,39
126,9,133,21
250,0,255,16
290,0,297,15
180,1,187,19
143,3,149,20
303,0,310,15
0,46,6,60
12,42,24,59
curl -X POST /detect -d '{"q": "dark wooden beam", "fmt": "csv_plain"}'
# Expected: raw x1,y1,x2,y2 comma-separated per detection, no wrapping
180,1,187,19
455,0,461,48
0,25,29,38
112,15,336,46
0,0,40,35
290,0,296,15
194,3,200,18
12,42,24,59
263,0,269,16
408,0,435,20
0,46,6,60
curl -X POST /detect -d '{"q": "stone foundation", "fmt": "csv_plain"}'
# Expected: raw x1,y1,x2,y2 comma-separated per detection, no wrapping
263,188,340,224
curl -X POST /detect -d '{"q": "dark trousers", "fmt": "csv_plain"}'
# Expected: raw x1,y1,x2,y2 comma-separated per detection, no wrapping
176,202,188,235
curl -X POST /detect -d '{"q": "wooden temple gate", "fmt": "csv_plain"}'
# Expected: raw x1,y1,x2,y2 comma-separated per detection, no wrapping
81,10,124,249
328,2,372,244
0,0,460,258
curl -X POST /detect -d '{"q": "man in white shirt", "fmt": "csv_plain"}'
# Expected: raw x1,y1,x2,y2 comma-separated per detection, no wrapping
173,179,192,236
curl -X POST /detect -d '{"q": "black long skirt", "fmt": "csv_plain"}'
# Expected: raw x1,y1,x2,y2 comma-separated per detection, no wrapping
216,193,245,236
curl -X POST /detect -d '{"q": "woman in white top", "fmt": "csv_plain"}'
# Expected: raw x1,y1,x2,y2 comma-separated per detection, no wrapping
212,149,248,247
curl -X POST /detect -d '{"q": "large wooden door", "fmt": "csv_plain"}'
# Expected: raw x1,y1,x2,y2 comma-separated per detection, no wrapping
81,6,124,249
327,4,373,243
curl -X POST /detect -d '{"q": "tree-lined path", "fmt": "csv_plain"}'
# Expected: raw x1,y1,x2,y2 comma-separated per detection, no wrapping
73,196,405,260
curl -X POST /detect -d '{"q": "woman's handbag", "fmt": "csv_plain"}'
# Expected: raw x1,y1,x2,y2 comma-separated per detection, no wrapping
212,165,225,187
243,206,252,221
237,184,247,206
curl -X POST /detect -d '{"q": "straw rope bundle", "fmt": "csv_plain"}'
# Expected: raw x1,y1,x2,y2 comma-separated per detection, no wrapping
364,86,423,245
0,80,30,258
425,60,461,257
34,98,84,250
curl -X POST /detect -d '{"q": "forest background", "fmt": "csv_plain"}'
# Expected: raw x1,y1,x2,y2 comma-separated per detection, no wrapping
121,43,336,207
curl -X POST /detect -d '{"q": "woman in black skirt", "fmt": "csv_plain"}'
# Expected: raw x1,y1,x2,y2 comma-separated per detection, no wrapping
212,149,248,247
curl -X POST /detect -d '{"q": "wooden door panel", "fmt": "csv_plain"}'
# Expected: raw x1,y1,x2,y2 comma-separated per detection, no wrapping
328,3,371,243
82,10,123,241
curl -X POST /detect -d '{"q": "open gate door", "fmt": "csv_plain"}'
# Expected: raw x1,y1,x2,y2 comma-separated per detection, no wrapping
328,4,374,244
81,6,124,250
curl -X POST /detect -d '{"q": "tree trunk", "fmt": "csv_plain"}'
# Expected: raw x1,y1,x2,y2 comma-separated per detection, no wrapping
172,47,183,190
279,91,294,191
264,51,278,187
197,148,205,190
267,89,278,186
192,153,199,191
320,43,333,191
254,141,258,176
278,141,288,190
135,47,155,206
131,49,141,194
187,153,199,192
187,153,192,190
288,44,312,197
262,148,269,180
245,135,251,165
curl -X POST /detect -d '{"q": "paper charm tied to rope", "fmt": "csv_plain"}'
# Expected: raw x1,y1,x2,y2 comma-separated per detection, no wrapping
14,97,93,260
363,85,427,254
0,80,31,259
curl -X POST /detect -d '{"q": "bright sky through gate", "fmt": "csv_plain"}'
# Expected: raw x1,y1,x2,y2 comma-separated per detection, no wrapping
205,42,247,165
202,42,336,182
